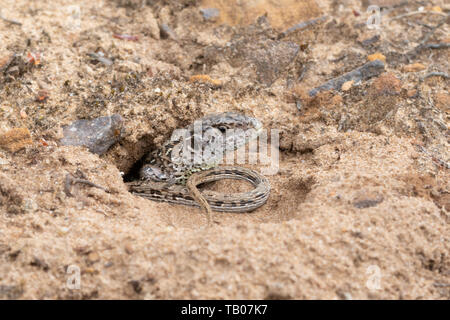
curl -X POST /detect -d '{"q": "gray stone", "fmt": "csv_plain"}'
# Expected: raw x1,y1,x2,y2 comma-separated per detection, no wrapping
353,197,384,209
160,23,177,40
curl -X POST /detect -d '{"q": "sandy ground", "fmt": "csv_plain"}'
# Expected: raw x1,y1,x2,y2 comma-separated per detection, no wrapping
0,0,449,299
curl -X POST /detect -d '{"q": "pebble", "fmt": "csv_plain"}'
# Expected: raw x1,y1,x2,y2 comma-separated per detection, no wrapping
309,60,385,96
200,8,220,21
124,242,134,254
0,285,23,299
23,198,38,212
30,257,49,271
87,252,100,263
0,128,32,152
430,6,443,12
341,80,354,91
353,195,384,209
365,0,404,8
280,16,328,38
202,16,300,86
146,11,160,40
360,35,380,47
200,0,321,30
189,74,222,87
60,114,124,155
407,89,418,98
160,23,177,40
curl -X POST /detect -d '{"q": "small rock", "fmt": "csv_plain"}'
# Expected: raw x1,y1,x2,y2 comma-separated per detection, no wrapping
87,52,113,66
202,17,299,86
331,94,344,106
128,280,143,294
30,257,49,271
336,290,353,300
0,128,32,152
341,80,354,91
354,199,383,209
20,109,27,118
160,23,177,40
60,114,124,155
87,252,100,263
407,89,418,98
225,38,299,86
403,63,426,72
23,198,38,212
434,91,449,112
252,41,299,86
309,60,385,96
430,6,443,12
370,72,402,96
200,8,220,21
363,0,405,8
36,90,49,103
368,52,386,63
124,243,134,255
265,282,293,299
0,172,24,214
0,285,23,299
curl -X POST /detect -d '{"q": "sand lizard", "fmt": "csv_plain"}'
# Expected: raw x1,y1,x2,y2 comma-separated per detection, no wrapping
127,112,270,223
